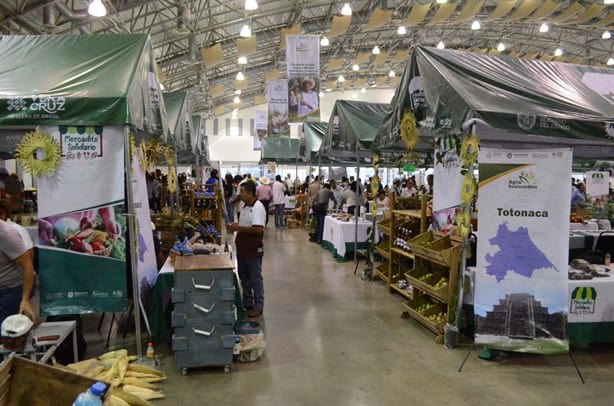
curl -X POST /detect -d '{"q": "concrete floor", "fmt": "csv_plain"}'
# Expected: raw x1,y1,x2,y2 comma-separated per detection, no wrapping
86,227,614,406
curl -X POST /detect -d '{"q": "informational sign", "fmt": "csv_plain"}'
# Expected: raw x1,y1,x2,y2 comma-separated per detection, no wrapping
474,147,571,354
267,80,289,137
37,126,128,315
431,135,463,232
585,171,610,197
255,110,268,140
131,150,159,313
286,35,320,123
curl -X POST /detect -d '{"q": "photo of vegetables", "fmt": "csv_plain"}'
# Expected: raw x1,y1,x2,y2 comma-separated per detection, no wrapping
38,203,126,260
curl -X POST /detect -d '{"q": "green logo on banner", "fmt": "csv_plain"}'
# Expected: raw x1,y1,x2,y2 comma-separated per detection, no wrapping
570,287,597,314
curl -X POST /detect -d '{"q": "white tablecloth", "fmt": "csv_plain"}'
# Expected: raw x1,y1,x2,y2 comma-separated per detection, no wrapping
322,215,379,258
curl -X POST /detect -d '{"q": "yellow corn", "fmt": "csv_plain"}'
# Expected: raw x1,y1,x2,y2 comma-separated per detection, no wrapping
117,356,129,380
126,363,165,377
111,389,152,406
123,385,165,401
109,395,131,406
120,377,161,391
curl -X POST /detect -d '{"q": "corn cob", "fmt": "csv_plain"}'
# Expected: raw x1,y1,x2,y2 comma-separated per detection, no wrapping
123,385,165,401
111,389,152,406
126,363,166,377
121,377,161,391
109,395,131,406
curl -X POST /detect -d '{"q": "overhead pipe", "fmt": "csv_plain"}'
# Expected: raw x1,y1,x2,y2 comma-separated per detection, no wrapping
54,2,88,20
42,5,56,30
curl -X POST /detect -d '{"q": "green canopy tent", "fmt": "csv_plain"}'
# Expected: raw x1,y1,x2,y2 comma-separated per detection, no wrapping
261,137,301,165
375,46,614,157
163,91,193,157
0,34,168,359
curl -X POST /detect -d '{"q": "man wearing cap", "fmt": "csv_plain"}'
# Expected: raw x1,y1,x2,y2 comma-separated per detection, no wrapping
256,176,273,227
0,200,36,329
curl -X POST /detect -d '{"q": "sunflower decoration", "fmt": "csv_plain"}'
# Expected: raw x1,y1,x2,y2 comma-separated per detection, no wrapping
400,109,419,151
455,208,472,237
460,133,479,168
15,128,62,178
461,172,477,205
166,147,177,193
137,140,148,173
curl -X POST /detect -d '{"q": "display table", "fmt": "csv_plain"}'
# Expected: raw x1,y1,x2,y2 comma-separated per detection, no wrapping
321,215,380,262
569,230,601,260
149,255,243,344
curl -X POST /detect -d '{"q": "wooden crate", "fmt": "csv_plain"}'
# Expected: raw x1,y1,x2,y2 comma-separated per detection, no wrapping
0,356,109,406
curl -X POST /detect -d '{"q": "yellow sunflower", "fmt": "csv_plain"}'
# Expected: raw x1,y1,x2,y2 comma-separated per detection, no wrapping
460,134,479,168
461,173,477,205
400,109,419,151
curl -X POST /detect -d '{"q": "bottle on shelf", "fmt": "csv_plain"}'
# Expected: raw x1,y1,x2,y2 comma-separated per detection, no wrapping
72,382,106,406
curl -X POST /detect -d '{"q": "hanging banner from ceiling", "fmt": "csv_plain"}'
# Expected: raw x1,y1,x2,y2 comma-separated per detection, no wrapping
286,35,320,123
267,80,290,137
474,147,571,354
585,171,610,198
255,110,268,141
431,135,464,232
37,126,128,315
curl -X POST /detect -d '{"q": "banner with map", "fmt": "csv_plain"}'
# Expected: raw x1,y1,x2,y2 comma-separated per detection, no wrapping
474,147,571,354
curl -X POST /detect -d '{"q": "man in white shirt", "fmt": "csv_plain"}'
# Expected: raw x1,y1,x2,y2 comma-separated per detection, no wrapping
228,181,266,318
272,175,288,228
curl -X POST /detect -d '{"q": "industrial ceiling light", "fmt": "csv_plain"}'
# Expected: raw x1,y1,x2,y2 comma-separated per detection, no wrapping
436,0,448,3
497,42,506,52
602,31,611,39
471,21,480,30
233,96,241,104
236,71,245,80
372,46,380,55
238,56,248,64
554,48,563,56
436,41,445,49
240,24,252,38
607,57,614,65
388,70,395,77
397,26,407,35
352,64,360,71
341,3,352,16
88,0,107,17
338,75,345,82
244,0,258,11
320,36,330,46
539,23,549,33
159,83,165,91
360,87,366,93
234,89,242,95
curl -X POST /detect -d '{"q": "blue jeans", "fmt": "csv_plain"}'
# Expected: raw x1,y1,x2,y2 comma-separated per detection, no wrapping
0,285,22,329
225,201,234,224
274,204,285,227
237,256,264,310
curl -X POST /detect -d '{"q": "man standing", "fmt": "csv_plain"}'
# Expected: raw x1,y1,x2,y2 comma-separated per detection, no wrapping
272,175,287,228
228,181,266,318
330,179,343,209
0,201,36,327
256,176,273,227
312,183,337,244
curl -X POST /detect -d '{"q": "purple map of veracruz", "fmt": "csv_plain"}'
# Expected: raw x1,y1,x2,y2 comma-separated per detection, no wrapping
485,222,556,282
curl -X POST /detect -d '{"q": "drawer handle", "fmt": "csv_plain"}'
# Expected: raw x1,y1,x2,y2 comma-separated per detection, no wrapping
192,277,215,291
193,302,216,314
192,325,216,337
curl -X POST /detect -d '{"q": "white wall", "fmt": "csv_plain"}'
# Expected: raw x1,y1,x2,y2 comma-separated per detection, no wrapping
204,88,395,165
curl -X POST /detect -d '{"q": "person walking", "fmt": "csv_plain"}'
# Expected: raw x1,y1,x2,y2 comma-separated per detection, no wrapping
272,175,287,228
256,176,273,227
228,181,266,318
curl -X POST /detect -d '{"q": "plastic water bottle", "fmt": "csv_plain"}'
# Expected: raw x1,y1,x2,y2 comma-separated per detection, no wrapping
72,382,106,406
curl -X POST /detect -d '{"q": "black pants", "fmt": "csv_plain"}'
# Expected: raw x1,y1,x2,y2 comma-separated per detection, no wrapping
260,200,270,226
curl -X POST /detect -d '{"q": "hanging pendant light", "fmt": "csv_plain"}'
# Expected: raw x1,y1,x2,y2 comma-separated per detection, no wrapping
236,71,245,81
341,3,352,16
88,0,107,17
245,0,258,11
240,24,252,38
320,36,330,46
372,46,380,55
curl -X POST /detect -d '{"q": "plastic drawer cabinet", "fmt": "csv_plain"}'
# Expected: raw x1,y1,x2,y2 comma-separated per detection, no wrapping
171,255,236,374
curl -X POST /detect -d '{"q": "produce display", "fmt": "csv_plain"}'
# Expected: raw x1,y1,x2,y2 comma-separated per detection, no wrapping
433,277,448,290
415,302,434,313
427,312,446,323
66,349,166,406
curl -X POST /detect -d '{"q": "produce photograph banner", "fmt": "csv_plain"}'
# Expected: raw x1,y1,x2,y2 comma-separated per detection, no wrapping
286,35,320,123
131,149,159,313
474,147,571,354
37,126,128,315
267,80,290,136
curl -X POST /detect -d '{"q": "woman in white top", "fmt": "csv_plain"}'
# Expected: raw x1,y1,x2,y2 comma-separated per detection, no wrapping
401,178,417,198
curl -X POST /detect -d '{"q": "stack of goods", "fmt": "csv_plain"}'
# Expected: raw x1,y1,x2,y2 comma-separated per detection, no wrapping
65,349,166,406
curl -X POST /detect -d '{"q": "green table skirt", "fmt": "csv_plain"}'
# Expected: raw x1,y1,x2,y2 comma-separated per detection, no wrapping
321,240,370,263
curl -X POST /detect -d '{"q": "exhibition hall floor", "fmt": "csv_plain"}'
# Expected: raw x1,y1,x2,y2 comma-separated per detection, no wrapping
86,227,614,406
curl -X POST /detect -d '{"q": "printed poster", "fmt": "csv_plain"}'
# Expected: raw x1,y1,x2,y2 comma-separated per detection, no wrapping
432,135,464,232
585,171,610,197
474,147,571,354
37,126,128,315
286,35,320,123
131,150,159,314
255,110,268,142
267,80,289,137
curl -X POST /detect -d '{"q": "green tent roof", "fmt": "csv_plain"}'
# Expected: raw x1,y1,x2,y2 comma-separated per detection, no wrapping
0,34,167,135
262,137,300,162
163,91,193,151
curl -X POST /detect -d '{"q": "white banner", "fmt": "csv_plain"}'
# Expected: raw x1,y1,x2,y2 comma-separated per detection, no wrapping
474,147,571,354
131,150,159,311
255,110,267,140
267,80,289,136
286,35,320,122
585,171,610,197
432,136,463,232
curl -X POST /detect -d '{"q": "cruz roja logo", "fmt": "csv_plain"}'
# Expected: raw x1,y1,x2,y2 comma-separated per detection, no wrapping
570,287,596,314
508,171,537,189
